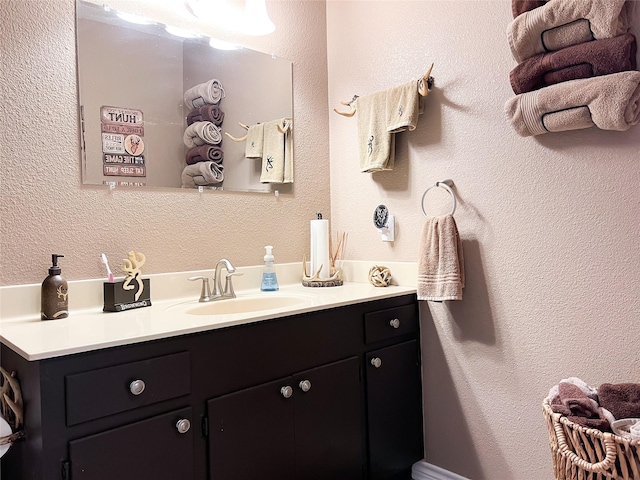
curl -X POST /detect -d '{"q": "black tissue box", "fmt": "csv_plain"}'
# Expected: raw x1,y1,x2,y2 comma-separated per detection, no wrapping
103,279,151,312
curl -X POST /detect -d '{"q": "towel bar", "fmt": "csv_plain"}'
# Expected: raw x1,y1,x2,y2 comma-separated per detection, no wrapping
421,179,456,217
334,64,434,117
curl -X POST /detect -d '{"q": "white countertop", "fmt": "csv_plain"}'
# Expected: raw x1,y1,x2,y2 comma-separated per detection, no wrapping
0,261,418,361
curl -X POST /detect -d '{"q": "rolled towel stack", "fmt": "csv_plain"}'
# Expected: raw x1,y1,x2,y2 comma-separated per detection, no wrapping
183,79,225,109
505,0,639,136
182,79,226,187
181,161,224,188
186,105,225,127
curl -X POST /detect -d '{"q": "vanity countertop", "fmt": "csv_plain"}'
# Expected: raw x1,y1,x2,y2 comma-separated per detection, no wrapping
1,281,416,362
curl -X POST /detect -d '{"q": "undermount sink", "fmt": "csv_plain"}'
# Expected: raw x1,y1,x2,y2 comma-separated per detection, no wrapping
171,294,314,316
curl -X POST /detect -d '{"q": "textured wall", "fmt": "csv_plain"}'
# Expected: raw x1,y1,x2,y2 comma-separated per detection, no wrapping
327,1,640,479
0,0,329,285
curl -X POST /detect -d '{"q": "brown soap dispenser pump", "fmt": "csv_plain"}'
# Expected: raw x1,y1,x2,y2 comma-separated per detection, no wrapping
41,254,69,320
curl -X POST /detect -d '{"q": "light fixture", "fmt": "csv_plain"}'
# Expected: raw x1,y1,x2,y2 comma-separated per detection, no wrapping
116,11,155,25
242,0,275,36
165,25,201,38
209,37,241,50
185,0,275,36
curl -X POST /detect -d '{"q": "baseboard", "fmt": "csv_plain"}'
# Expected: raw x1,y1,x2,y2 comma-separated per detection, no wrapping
412,460,469,480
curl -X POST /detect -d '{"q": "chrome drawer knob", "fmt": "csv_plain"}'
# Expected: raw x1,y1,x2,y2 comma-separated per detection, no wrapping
371,357,382,368
129,379,146,396
299,380,312,392
176,419,191,434
389,318,400,329
281,385,293,398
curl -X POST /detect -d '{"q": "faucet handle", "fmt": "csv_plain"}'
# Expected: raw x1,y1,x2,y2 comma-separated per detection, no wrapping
188,276,213,302
223,271,243,297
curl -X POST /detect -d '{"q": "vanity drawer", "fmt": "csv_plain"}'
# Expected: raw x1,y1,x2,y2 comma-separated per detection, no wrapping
364,304,417,344
65,351,190,426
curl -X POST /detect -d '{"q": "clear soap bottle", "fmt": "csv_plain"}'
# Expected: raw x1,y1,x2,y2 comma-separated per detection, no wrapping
261,246,279,291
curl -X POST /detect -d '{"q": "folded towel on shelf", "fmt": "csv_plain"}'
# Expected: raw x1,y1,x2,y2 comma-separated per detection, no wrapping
512,0,547,18
510,33,637,94
184,79,226,109
183,121,223,148
505,71,640,136
417,214,464,302
386,80,423,133
355,91,395,173
507,0,635,63
185,145,224,165
181,161,224,187
187,105,225,126
599,383,640,420
550,382,612,431
260,118,293,184
245,123,265,159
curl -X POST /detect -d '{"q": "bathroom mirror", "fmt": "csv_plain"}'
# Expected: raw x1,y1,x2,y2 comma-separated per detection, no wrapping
76,0,293,193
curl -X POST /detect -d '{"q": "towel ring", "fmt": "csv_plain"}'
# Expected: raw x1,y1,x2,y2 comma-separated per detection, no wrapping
421,180,456,217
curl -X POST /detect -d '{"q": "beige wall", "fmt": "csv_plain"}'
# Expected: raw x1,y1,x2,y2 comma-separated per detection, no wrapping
327,1,640,479
0,0,329,285
3,1,640,479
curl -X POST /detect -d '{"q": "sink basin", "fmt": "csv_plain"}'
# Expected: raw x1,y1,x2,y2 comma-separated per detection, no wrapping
174,294,313,316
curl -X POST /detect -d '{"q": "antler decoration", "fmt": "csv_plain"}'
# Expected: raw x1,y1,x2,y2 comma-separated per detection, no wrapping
0,366,25,447
333,95,359,117
225,122,249,142
418,63,435,96
122,250,146,301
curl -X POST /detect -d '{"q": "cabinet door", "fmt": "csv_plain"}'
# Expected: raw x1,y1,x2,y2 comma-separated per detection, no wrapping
294,356,363,480
366,340,423,480
69,407,194,480
207,377,296,480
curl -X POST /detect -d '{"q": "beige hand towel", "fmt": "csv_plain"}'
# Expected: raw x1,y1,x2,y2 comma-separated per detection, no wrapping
181,161,224,187
245,123,265,158
184,79,226,109
505,71,640,137
183,121,222,148
355,91,395,173
507,0,634,63
260,118,293,184
417,214,464,302
386,80,423,133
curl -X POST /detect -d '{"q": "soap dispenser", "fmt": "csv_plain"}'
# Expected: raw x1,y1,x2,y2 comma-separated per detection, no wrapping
41,254,68,320
260,246,279,291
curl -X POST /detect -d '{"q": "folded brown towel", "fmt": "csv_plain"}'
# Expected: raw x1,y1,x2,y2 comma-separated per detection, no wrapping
417,214,464,302
505,71,640,136
187,105,225,126
185,145,224,165
507,0,634,63
512,0,546,18
551,383,611,431
599,383,640,420
510,33,637,94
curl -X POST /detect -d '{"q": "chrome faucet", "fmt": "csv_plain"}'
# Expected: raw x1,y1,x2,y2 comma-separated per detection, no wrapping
188,259,242,302
214,258,242,299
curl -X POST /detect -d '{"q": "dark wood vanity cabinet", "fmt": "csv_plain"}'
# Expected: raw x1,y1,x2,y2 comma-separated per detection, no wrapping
0,294,422,480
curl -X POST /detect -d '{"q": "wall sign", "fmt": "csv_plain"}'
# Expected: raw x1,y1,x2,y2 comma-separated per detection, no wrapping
101,106,146,177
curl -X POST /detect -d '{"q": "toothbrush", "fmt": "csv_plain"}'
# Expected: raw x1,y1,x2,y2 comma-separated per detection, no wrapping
100,253,115,282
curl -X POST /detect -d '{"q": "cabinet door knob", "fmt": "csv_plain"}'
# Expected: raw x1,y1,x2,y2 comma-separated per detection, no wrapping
389,318,401,329
176,418,191,434
280,385,293,398
299,380,312,392
129,379,146,396
370,357,382,368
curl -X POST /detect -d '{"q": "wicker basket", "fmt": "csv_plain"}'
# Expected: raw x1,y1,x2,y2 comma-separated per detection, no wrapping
543,398,640,479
